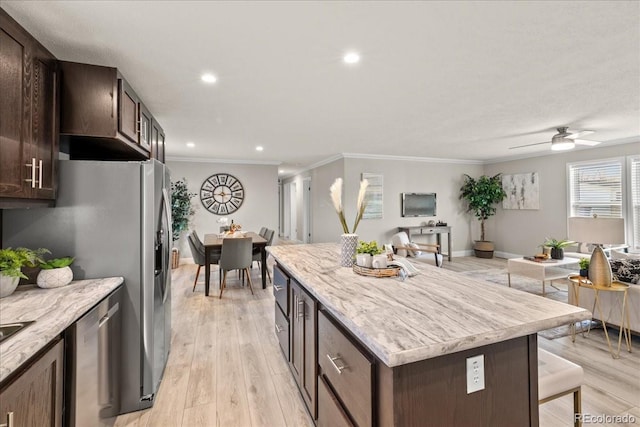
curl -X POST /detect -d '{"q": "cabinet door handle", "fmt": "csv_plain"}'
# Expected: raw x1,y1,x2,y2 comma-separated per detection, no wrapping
0,411,14,427
273,284,283,292
25,158,36,188
297,299,305,319
326,354,347,374
38,159,43,189
275,323,283,333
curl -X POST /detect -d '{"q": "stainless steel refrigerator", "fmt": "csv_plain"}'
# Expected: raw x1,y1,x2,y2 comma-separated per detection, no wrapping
3,159,172,416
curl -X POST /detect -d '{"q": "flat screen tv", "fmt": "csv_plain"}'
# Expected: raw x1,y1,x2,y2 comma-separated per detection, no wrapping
401,193,436,217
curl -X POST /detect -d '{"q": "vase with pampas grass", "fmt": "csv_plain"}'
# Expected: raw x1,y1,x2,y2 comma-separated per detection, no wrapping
330,177,369,267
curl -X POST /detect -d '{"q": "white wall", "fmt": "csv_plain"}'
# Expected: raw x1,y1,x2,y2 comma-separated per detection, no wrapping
167,160,279,256
285,156,484,253
483,141,640,257
342,157,484,253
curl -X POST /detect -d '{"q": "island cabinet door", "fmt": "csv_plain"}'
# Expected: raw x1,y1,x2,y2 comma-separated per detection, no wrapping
290,278,317,419
318,310,372,427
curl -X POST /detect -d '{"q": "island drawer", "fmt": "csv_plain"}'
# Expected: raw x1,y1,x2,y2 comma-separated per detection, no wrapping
273,266,289,315
318,374,354,427
274,304,290,360
318,310,372,427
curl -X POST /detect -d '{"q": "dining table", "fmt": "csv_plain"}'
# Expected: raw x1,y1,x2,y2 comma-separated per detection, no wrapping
203,231,269,296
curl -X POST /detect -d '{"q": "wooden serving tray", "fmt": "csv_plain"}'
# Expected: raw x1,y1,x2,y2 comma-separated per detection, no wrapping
353,264,401,278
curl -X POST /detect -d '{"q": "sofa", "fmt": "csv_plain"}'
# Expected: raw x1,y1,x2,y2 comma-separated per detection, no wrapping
568,257,640,334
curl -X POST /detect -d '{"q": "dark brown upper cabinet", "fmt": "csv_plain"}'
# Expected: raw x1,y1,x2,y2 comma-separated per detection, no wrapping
0,8,59,208
150,118,165,163
59,61,164,162
138,102,152,153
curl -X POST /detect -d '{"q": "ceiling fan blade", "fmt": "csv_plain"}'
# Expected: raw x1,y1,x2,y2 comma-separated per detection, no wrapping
508,141,549,150
574,139,601,146
566,130,594,140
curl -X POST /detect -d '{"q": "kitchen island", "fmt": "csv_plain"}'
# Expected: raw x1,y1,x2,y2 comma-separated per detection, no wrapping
267,243,590,426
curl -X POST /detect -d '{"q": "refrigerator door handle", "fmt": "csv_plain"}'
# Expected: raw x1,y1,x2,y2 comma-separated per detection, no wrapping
161,188,172,304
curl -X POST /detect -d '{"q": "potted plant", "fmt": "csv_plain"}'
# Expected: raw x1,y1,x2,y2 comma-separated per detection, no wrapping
542,238,575,260
356,240,383,267
171,178,196,242
37,256,75,288
579,258,589,277
459,174,507,258
0,247,49,298
171,178,196,268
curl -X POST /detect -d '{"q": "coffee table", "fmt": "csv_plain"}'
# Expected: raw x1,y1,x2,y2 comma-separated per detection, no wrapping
507,257,578,296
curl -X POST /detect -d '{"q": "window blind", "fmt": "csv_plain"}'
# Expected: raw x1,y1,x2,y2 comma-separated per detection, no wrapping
631,156,640,250
568,160,622,218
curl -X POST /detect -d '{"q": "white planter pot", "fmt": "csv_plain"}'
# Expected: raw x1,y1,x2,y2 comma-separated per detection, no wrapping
37,266,73,289
0,274,20,298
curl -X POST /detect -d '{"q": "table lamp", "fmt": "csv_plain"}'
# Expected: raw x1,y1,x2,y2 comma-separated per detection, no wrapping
567,216,625,287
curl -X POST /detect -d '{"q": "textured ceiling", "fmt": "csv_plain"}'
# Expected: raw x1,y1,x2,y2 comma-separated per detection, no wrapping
2,1,639,173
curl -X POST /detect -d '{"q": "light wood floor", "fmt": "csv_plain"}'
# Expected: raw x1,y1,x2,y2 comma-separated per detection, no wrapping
115,256,640,427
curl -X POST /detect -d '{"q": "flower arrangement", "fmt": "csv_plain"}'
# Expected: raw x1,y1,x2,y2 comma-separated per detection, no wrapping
329,178,369,234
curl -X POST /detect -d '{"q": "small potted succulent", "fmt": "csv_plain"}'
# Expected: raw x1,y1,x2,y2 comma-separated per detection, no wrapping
355,241,383,268
579,258,590,278
0,247,49,298
542,238,575,260
37,256,75,289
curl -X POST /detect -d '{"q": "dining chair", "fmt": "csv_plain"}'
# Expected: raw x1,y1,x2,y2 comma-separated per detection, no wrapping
219,237,254,299
187,231,222,291
259,227,267,238
253,228,274,283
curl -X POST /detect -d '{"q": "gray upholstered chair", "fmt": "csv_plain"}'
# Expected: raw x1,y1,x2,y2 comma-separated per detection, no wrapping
187,231,221,291
219,237,254,299
258,227,267,237
253,228,274,283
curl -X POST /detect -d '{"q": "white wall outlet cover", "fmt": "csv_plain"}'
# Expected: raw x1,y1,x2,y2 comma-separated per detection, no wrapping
466,354,485,394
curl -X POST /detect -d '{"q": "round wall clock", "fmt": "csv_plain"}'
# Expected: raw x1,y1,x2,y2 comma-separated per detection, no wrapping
200,173,245,215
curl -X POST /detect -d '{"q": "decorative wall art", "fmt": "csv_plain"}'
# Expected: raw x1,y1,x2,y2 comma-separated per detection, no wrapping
502,172,540,210
362,173,383,219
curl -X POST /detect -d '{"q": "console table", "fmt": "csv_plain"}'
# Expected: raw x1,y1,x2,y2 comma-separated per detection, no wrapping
398,226,452,261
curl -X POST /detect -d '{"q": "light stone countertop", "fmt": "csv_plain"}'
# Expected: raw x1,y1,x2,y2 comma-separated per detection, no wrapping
0,277,124,383
267,244,590,367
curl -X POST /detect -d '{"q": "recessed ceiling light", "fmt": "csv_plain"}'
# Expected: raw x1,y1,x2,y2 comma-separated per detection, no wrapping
256,146,264,151
343,52,361,64
186,142,195,148
201,73,217,83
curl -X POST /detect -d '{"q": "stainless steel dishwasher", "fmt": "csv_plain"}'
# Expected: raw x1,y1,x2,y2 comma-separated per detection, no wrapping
66,287,121,427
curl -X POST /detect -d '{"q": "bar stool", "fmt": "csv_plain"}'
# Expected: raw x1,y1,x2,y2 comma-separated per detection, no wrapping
538,348,584,427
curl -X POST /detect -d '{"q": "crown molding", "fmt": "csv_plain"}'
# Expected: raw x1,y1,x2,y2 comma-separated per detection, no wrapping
341,152,484,165
165,156,281,166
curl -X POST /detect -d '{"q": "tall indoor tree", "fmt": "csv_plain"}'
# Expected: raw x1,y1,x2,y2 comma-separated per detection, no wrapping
459,173,507,258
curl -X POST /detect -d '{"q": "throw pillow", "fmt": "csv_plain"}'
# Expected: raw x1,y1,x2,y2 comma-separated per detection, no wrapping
610,259,640,285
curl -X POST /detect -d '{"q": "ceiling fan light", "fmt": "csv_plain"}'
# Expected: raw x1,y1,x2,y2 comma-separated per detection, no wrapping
551,139,575,151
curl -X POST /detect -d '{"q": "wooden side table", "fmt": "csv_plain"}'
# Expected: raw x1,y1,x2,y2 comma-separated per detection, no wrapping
568,275,632,359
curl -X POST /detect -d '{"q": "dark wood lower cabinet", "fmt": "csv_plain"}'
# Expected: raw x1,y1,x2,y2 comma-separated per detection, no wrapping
290,278,317,419
0,338,64,427
318,375,354,427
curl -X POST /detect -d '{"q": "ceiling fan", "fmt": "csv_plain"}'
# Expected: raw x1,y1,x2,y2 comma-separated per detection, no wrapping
509,127,602,151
